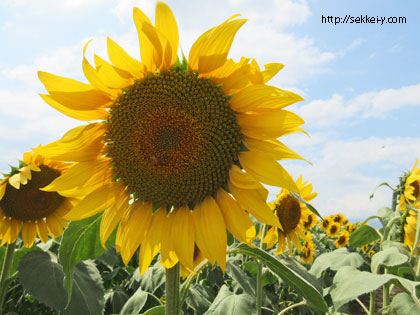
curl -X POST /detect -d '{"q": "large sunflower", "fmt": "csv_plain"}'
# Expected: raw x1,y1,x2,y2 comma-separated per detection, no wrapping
0,151,75,247
262,175,317,255
36,2,305,274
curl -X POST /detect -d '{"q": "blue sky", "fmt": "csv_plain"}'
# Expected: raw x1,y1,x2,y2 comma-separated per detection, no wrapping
1,0,419,222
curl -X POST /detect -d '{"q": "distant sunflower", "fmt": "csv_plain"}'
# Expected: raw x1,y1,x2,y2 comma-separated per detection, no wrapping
36,2,305,274
398,159,420,210
300,233,315,264
327,223,340,238
0,151,75,247
262,175,317,255
320,216,331,232
368,250,375,258
335,231,349,248
361,244,369,253
332,213,345,225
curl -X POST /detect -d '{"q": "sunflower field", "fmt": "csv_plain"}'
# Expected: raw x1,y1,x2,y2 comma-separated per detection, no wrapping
1,2,420,315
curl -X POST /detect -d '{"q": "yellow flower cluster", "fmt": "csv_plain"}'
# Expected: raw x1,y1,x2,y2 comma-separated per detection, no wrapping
320,212,354,248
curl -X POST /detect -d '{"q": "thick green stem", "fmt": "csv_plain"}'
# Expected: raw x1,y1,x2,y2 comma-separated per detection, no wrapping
415,258,420,280
165,263,180,315
256,224,268,315
0,242,16,314
369,290,376,315
382,283,390,314
391,190,398,212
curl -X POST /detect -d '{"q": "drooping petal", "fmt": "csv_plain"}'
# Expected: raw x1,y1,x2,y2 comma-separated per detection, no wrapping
36,123,106,162
239,151,298,193
160,211,179,269
228,165,280,227
36,219,49,243
262,226,279,250
21,221,37,247
193,197,227,270
63,182,124,221
107,37,146,79
100,189,130,248
117,201,153,265
46,214,65,238
171,206,195,270
138,209,166,275
230,85,303,112
216,189,255,244
237,108,305,140
155,1,179,66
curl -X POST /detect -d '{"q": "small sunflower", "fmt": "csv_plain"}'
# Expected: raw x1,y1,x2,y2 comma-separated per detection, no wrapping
368,250,375,258
398,159,420,210
320,216,331,232
300,233,315,264
36,2,305,274
302,211,318,230
402,209,420,253
335,231,349,248
345,223,357,233
332,213,345,225
0,151,75,247
361,244,369,253
262,175,317,255
327,223,340,238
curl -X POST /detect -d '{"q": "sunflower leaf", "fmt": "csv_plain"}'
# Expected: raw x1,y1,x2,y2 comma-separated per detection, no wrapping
349,225,381,248
391,292,420,315
369,182,394,200
290,191,323,220
59,213,115,306
203,285,255,315
230,244,328,313
120,287,148,315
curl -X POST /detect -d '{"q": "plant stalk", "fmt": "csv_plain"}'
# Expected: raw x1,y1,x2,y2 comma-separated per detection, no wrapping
0,242,16,314
165,263,180,315
382,283,390,314
369,290,376,315
256,224,268,315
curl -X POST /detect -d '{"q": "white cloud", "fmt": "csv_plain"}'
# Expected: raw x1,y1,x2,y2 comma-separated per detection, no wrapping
296,83,420,127
111,0,155,22
1,0,106,12
278,136,420,220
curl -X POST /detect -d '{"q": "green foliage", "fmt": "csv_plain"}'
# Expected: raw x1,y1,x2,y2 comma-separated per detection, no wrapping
120,287,148,315
203,285,255,315
349,224,381,248
392,293,420,315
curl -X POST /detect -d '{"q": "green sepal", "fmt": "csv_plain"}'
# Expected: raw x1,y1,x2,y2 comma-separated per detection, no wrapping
152,203,161,215
174,50,188,72
188,201,196,210
239,142,249,152
221,181,231,194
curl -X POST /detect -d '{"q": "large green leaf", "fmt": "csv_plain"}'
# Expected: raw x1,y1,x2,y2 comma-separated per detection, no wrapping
63,260,105,315
310,248,364,278
391,292,420,315
104,286,129,314
18,250,67,311
142,306,165,315
59,213,115,304
371,247,408,274
203,285,255,315
120,287,148,315
226,262,256,297
18,251,105,314
185,284,215,314
330,266,420,309
349,225,381,248
137,265,166,293
231,244,328,313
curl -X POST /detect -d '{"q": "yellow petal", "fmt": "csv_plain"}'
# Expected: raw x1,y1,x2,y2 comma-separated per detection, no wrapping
94,54,133,89
138,208,166,275
107,37,146,79
193,197,227,271
100,190,130,248
36,219,49,243
160,211,179,269
48,89,112,111
262,226,279,250
237,108,305,140
82,41,118,97
42,158,112,196
133,7,155,72
262,63,284,83
40,94,108,121
155,1,179,66
117,201,153,265
46,214,64,238
36,123,106,162
141,22,163,70
230,85,303,112
38,71,93,93
63,182,124,221
228,165,280,227
243,137,307,163
239,151,298,193
3,219,21,244
171,207,195,270
0,180,7,200
216,189,255,244
8,174,21,189
189,17,246,73
22,221,37,247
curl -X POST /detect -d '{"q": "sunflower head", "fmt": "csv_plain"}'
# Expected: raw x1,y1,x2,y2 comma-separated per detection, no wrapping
398,159,420,210
0,151,75,247
361,244,369,253
36,2,306,274
327,223,340,237
332,213,345,225
335,231,349,248
368,250,375,258
402,209,420,253
300,233,315,264
320,217,331,232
